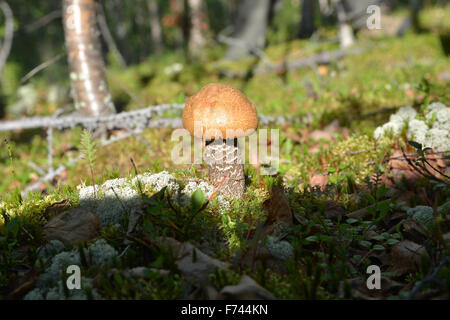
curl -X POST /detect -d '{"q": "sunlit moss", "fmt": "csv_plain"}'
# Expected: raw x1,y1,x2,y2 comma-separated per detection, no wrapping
0,194,60,227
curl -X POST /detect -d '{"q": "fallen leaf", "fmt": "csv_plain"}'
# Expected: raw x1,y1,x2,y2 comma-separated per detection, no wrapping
323,200,346,220
44,198,71,218
317,65,328,76
162,237,229,287
309,174,329,191
389,240,428,275
262,186,294,236
43,207,100,245
219,275,275,300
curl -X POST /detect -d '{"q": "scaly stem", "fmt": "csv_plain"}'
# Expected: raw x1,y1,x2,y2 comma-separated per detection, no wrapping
204,138,245,198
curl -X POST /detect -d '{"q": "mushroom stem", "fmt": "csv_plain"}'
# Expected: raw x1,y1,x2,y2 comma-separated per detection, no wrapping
204,138,245,198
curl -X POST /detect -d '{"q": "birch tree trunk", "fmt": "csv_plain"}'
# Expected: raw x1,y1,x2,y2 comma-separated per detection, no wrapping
63,0,115,117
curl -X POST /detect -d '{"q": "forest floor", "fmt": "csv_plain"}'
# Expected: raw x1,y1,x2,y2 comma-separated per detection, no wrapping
0,6,449,300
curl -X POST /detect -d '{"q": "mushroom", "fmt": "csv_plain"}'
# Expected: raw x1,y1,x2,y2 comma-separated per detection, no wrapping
182,83,258,198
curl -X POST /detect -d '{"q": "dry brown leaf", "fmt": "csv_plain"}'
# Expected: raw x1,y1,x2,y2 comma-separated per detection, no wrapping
44,198,71,218
162,237,229,287
389,240,428,275
309,174,329,191
219,275,275,300
43,206,100,245
262,186,294,236
323,200,346,220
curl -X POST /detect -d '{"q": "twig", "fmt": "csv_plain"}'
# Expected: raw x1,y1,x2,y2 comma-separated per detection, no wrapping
24,10,61,33
96,3,127,68
27,161,45,175
0,1,14,77
407,257,449,300
401,147,449,185
21,154,84,197
20,53,66,84
106,69,145,108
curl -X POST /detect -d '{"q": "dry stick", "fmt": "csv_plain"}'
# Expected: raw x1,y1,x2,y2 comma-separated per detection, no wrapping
24,10,62,33
401,147,449,185
422,158,450,179
20,53,66,84
0,105,295,132
0,1,14,76
96,2,127,68
407,257,449,300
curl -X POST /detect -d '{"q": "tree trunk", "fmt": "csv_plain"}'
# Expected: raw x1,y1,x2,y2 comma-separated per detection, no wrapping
225,0,272,60
147,0,164,55
299,0,317,39
335,0,354,48
188,0,206,58
62,0,115,116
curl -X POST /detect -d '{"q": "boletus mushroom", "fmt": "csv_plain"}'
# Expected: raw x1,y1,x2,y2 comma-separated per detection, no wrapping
182,83,258,198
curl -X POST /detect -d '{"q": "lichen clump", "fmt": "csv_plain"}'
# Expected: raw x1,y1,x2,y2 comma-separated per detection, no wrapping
265,236,294,261
374,102,450,151
78,171,230,227
406,205,434,225
24,239,117,300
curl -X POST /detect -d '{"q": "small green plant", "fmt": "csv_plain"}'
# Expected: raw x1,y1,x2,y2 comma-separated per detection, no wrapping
80,129,98,198
407,140,450,183
4,139,22,204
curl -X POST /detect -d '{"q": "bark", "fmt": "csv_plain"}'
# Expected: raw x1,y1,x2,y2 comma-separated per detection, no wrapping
188,0,206,57
335,0,354,48
225,0,272,60
147,0,164,55
299,0,317,39
204,139,245,198
62,0,116,116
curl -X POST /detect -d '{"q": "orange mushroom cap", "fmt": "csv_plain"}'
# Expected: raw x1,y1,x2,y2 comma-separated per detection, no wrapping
182,83,258,140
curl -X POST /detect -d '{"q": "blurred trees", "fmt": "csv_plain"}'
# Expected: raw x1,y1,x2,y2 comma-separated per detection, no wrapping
0,0,435,113
225,0,274,60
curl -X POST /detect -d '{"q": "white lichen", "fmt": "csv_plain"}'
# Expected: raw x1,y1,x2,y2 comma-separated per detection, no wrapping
24,239,117,300
406,205,434,225
374,103,450,151
79,178,141,226
78,171,231,226
36,240,66,268
132,170,180,193
265,236,294,261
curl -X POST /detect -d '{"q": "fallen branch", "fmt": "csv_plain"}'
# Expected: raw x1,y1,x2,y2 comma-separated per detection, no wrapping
220,47,363,78
0,104,301,132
